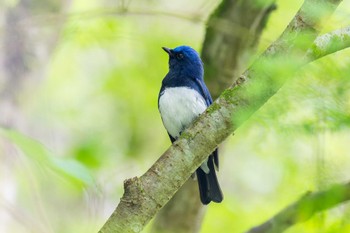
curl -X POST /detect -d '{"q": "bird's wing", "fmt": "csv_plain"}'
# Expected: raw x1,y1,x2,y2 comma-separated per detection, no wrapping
194,78,213,106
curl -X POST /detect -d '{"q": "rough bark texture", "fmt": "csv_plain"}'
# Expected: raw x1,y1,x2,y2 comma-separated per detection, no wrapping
245,182,350,233
151,1,276,232
98,1,344,232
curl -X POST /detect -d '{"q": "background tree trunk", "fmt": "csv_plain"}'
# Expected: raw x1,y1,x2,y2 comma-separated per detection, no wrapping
1,0,64,104
152,179,205,233
202,0,277,99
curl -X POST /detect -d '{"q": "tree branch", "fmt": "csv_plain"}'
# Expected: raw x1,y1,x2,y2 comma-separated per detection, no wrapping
307,26,350,60
245,182,350,233
98,1,344,232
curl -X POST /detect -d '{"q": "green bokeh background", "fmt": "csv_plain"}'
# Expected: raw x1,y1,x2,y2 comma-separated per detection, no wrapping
1,0,350,232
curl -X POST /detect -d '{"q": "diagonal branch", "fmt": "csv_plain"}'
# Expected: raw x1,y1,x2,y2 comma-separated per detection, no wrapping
245,182,350,233
98,1,344,232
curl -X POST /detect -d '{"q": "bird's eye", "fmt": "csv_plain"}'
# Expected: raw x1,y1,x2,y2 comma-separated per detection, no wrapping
176,53,184,59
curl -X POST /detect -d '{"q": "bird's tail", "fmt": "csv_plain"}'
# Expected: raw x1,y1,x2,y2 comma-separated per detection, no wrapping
196,155,223,205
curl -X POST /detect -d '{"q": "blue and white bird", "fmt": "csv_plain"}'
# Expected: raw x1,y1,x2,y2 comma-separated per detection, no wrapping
158,45,223,205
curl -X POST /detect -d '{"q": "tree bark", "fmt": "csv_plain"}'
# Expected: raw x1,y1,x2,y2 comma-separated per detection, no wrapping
98,1,345,232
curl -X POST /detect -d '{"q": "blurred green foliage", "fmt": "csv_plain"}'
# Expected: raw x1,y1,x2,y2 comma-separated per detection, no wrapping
1,0,350,232
0,128,93,186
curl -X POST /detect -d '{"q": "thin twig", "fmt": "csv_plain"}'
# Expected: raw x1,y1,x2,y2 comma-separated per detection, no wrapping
245,182,350,233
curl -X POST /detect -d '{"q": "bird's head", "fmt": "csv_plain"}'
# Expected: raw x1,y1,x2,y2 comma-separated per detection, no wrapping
162,45,203,77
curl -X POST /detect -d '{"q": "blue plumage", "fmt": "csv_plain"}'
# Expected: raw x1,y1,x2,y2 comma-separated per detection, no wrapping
158,45,223,204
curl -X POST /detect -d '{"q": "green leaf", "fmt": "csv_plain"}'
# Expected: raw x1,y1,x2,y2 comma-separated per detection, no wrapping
51,157,95,186
0,128,94,186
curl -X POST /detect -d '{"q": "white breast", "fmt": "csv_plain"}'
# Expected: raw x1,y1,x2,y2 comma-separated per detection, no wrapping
159,87,207,139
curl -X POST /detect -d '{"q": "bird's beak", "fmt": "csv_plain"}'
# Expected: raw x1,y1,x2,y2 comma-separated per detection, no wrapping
162,47,173,56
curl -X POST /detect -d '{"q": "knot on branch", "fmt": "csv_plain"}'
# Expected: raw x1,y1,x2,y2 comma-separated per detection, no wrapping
122,177,144,206
235,75,246,86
